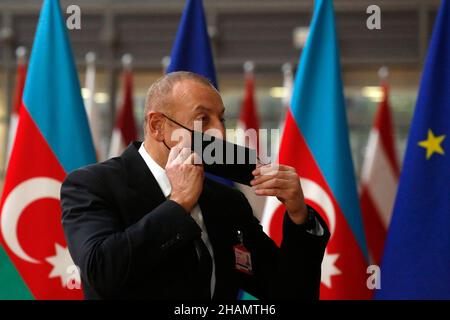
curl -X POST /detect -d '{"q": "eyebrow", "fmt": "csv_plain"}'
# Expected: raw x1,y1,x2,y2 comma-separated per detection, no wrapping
193,105,225,114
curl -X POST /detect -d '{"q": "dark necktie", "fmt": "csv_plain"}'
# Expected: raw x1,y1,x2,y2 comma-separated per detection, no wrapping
195,238,212,299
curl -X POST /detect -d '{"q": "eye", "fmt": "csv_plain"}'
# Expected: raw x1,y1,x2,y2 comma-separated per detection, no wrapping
220,118,226,124
195,115,209,126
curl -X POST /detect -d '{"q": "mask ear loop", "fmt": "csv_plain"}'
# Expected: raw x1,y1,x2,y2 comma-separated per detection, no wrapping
160,113,193,151
162,114,193,132
162,140,171,151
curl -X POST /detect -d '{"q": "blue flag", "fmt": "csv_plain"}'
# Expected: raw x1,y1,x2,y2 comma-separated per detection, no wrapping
167,0,217,89
168,0,232,187
376,0,450,299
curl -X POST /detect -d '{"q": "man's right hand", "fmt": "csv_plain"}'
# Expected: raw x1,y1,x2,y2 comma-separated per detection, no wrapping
166,142,204,212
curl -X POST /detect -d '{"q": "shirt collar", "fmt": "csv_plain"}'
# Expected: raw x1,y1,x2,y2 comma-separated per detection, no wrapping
138,142,172,198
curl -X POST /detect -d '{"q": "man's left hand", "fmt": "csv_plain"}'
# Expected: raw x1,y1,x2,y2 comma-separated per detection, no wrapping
251,164,308,225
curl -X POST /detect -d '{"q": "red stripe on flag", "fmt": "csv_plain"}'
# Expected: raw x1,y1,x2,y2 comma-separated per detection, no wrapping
374,84,400,177
115,70,137,146
239,73,260,147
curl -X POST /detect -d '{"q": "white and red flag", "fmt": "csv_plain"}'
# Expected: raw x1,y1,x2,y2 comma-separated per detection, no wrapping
6,47,27,162
236,62,266,219
108,54,138,158
84,52,105,161
360,76,399,265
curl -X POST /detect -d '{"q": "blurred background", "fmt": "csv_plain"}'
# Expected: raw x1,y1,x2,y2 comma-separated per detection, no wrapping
0,0,442,187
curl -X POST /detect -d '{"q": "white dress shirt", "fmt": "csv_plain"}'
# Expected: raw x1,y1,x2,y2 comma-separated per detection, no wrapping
138,143,216,298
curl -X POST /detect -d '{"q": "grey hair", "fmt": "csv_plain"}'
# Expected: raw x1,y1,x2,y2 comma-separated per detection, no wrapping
143,71,217,133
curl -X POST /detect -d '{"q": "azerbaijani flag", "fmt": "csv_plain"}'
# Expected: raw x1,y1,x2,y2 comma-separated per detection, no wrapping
0,0,96,299
261,0,371,299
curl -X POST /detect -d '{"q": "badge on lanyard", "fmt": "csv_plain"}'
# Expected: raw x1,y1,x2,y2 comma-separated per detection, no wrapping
234,230,253,275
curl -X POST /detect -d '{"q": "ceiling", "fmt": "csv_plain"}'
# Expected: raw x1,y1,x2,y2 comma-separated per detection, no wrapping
0,0,441,74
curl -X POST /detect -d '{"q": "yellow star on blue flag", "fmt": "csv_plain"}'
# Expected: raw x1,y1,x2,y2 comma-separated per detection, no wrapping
418,129,446,159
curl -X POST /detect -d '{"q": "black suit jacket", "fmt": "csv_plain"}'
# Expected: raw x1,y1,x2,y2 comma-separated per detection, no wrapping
60,141,330,300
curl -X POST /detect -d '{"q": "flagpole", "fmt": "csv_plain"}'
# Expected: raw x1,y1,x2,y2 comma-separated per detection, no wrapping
243,60,254,75
16,46,27,65
378,66,389,83
122,53,133,72
161,56,171,74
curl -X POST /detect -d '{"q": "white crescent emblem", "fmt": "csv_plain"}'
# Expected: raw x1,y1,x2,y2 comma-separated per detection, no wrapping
261,178,336,236
0,177,62,264
300,178,336,235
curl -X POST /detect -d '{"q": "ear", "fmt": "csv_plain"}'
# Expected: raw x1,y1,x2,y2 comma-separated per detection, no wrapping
146,111,165,142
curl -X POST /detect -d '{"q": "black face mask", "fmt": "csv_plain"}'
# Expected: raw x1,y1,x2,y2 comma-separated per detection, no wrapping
162,114,258,186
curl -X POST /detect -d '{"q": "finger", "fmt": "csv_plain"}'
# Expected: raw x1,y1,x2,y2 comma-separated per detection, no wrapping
174,147,192,165
254,188,280,197
253,163,295,177
167,143,183,163
252,163,272,176
253,177,290,190
251,172,282,185
277,165,297,173
183,152,196,165
177,131,192,148
253,164,296,176
250,171,296,186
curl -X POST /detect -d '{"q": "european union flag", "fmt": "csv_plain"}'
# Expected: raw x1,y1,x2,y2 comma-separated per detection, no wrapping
376,0,450,299
167,0,233,187
167,0,217,89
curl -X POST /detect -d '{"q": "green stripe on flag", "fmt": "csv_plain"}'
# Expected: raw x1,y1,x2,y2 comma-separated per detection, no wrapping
238,290,258,300
0,245,34,299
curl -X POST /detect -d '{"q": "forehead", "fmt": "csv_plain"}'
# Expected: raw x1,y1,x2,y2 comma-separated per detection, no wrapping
171,79,224,113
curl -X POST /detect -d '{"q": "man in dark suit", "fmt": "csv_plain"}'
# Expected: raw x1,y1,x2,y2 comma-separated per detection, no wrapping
61,71,330,300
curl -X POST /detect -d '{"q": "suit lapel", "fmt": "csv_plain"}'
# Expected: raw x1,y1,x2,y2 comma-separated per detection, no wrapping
121,141,167,223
